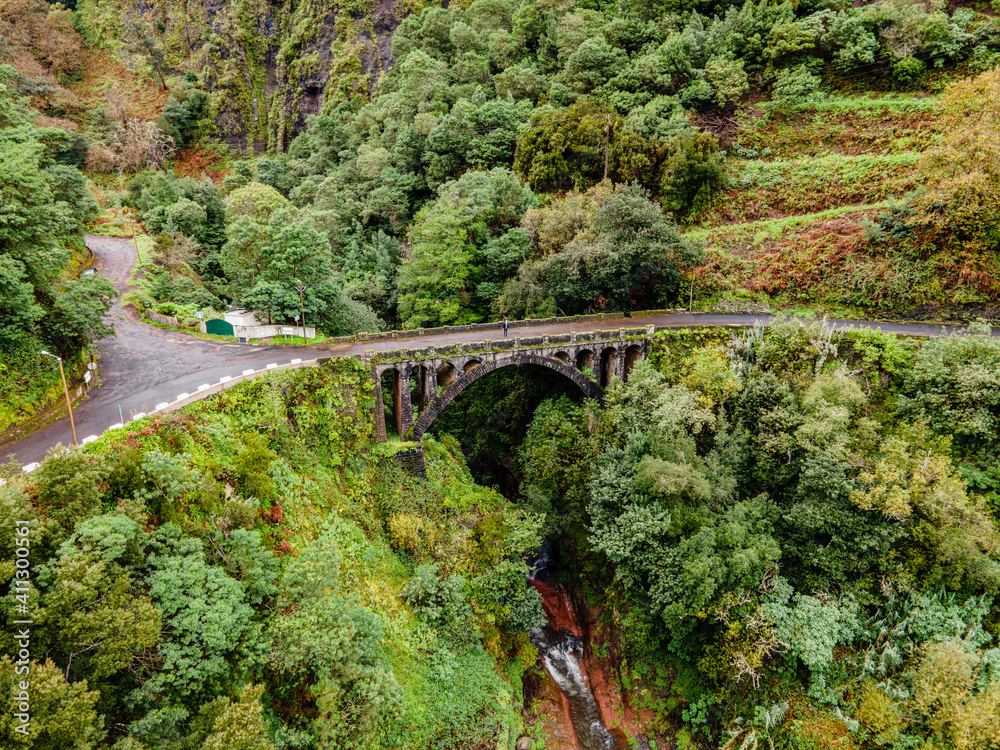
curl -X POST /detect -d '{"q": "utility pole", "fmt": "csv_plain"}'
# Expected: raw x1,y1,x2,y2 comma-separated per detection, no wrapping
603,113,611,182
41,351,77,446
295,279,306,341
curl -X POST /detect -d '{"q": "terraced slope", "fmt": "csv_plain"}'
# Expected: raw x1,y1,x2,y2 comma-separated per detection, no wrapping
689,94,965,316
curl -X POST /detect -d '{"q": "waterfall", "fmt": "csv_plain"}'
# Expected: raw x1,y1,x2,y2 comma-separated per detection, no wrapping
528,546,620,750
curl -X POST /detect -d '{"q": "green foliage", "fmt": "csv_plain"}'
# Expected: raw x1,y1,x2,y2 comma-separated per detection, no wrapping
400,564,472,632
31,448,107,549
762,577,861,697
143,524,259,702
201,684,275,750
271,520,401,749
38,550,161,680
0,70,110,424
501,182,703,317
0,656,104,749
397,167,537,327
156,79,209,147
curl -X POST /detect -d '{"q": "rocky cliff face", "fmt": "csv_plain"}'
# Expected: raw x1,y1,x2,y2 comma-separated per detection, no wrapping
81,0,410,152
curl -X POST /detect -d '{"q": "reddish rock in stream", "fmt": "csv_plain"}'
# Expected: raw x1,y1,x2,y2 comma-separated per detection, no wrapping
525,665,582,750
530,578,582,636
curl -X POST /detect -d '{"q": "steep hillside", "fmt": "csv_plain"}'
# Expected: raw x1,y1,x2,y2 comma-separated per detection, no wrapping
76,0,409,151
693,80,1000,319
58,0,1000,333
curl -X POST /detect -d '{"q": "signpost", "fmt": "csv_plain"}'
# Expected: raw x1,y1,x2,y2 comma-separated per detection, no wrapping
294,279,306,340
40,351,76,446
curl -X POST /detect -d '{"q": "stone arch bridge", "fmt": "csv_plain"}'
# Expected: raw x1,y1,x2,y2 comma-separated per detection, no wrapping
365,326,654,476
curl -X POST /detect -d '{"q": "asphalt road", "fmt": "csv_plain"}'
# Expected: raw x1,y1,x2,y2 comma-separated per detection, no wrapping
2,237,323,467
2,235,990,467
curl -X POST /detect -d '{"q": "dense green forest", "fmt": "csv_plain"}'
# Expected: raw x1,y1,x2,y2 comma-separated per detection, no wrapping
0,60,115,430
5,0,1000,747
4,0,1000,348
5,323,1000,749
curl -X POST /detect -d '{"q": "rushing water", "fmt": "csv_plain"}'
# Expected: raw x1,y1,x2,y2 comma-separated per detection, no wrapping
528,546,619,750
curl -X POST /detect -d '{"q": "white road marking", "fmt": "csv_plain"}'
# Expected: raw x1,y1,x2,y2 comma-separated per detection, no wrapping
82,435,98,444
243,369,255,376
156,402,169,410
197,384,211,391
132,412,146,420
291,358,302,364
177,393,190,400
219,376,232,383
266,363,278,369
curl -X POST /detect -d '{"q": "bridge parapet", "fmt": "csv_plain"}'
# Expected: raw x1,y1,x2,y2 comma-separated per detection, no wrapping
362,325,654,365
369,327,655,473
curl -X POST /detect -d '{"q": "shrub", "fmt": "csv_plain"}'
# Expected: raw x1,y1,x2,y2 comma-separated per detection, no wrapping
854,683,902,746
660,132,727,220
770,64,821,108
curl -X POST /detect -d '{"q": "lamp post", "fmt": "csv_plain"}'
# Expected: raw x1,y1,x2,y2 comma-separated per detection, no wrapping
40,351,77,446
294,278,306,341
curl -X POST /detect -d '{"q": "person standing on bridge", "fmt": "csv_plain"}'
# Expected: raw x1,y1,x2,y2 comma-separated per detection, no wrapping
503,318,509,337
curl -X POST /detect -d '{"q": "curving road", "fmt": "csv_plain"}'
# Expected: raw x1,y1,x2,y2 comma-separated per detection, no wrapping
2,235,993,468
1,237,323,467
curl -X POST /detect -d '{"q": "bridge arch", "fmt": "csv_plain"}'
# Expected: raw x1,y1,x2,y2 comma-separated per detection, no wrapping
411,352,603,441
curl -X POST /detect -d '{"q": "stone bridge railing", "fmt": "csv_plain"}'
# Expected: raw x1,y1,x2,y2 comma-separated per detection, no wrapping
364,326,654,474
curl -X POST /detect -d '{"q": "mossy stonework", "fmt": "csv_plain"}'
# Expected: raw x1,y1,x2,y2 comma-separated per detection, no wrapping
369,328,652,474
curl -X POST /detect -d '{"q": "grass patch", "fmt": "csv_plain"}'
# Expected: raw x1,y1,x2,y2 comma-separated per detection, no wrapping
700,153,919,224
733,97,943,158
687,202,890,244
787,94,940,113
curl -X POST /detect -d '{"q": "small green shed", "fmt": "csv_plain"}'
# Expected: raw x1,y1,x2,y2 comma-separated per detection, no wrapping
206,318,235,336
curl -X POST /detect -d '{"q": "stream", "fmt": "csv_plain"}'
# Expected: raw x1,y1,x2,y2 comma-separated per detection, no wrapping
528,546,620,750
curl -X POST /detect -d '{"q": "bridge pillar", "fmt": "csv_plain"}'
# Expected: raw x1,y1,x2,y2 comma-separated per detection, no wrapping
423,365,437,406
392,366,415,439
394,445,427,478
373,368,387,442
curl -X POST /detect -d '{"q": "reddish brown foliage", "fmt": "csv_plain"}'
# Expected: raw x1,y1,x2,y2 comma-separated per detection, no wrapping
259,503,285,525
172,145,228,183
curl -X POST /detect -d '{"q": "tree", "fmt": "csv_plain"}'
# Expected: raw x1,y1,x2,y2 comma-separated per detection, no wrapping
850,425,1000,594
126,18,170,91
502,182,703,315
44,274,116,356
913,68,1000,253
102,119,175,174
270,522,401,748
221,217,268,291
143,525,258,702
38,549,161,680
659,132,727,220
397,168,536,327
201,684,275,750
0,657,104,749
224,183,289,225
0,257,44,353
31,448,106,547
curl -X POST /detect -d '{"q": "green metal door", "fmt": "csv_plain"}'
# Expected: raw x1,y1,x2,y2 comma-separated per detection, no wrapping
205,318,235,336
